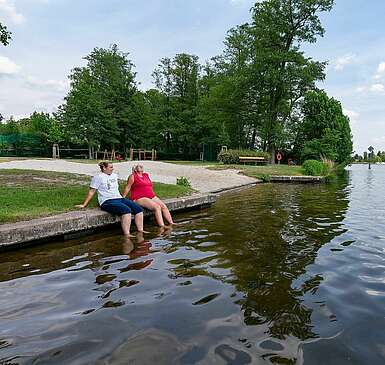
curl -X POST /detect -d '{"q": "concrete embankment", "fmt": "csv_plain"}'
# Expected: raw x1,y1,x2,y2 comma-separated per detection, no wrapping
0,177,322,249
269,175,323,183
0,194,216,249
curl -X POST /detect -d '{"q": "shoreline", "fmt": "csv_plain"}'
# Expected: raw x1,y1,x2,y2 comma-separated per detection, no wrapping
0,176,323,249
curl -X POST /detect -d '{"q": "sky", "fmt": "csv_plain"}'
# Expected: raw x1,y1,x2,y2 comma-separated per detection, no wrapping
0,0,385,155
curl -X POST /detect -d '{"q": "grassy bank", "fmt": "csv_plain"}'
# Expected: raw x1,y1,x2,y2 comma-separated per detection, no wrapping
0,157,28,163
208,164,303,179
0,169,192,223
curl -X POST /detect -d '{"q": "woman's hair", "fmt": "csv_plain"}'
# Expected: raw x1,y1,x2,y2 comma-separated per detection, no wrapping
98,161,112,171
132,164,143,174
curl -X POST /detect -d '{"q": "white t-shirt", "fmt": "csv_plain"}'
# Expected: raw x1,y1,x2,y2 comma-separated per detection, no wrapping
90,172,122,206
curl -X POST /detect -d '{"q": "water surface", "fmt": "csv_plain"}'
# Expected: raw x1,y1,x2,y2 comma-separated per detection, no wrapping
1,164,385,364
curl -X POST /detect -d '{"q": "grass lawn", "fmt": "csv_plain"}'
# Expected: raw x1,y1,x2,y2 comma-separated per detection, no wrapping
208,164,303,178
0,157,29,163
0,169,193,223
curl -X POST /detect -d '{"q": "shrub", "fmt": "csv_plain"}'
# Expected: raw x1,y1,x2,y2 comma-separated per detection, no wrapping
217,149,270,164
259,174,271,182
301,160,329,176
176,176,192,188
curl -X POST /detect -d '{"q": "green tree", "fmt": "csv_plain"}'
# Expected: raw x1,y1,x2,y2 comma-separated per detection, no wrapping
296,90,353,164
0,22,11,46
58,45,137,157
28,112,64,144
152,53,200,153
204,0,333,161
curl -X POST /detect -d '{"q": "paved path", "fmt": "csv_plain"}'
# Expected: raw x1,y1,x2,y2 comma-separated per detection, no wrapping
0,159,256,193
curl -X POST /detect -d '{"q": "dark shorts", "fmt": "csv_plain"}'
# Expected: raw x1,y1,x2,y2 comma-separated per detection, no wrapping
101,198,143,216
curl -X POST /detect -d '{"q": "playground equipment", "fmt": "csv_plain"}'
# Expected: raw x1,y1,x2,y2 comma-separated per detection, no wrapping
129,148,157,161
50,145,157,161
52,144,60,159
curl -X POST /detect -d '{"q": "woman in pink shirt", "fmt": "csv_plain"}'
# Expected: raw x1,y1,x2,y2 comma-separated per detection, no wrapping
123,164,174,227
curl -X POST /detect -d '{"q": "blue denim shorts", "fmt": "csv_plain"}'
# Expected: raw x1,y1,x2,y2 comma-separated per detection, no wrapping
101,198,143,216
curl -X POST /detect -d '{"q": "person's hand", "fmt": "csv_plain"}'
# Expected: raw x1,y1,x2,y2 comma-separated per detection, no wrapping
75,204,86,209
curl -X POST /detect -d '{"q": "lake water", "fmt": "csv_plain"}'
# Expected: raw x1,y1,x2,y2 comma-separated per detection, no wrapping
1,164,385,364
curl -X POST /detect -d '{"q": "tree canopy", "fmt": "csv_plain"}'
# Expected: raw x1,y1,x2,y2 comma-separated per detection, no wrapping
57,45,138,157
296,90,353,164
0,22,11,46
2,0,354,164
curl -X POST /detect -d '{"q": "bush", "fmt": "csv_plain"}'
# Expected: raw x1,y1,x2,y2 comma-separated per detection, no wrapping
259,174,271,182
301,160,329,176
176,176,192,188
217,149,270,164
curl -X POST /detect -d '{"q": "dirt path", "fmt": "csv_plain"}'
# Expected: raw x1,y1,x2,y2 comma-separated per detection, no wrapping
0,159,256,193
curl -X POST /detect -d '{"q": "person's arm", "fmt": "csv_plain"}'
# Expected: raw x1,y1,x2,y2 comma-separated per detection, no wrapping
75,188,97,208
122,174,134,198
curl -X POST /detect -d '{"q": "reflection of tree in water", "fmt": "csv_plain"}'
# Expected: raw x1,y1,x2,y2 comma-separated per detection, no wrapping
170,177,350,343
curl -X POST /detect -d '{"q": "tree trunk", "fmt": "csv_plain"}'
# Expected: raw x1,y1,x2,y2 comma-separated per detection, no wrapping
88,145,93,159
269,144,276,165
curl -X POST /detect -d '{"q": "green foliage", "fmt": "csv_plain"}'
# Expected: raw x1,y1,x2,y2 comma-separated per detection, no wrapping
0,22,11,46
260,174,271,182
28,112,64,144
197,0,332,157
58,45,138,154
176,176,192,188
217,149,269,164
2,1,344,164
297,90,353,165
301,160,329,176
0,113,63,148
152,53,200,153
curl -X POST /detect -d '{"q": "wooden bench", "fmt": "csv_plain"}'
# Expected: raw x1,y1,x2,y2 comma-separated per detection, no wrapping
239,156,268,165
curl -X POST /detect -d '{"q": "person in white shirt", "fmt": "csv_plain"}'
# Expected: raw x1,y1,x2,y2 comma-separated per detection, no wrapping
76,161,144,236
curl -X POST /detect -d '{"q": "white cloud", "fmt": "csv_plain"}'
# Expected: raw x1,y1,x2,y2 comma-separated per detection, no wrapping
0,0,24,24
370,83,385,93
25,76,69,93
333,53,356,71
355,83,385,94
0,55,21,75
377,62,385,73
374,61,385,80
343,108,359,122
230,0,259,4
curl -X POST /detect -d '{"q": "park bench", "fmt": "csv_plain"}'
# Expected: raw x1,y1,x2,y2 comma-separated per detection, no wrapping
239,156,267,165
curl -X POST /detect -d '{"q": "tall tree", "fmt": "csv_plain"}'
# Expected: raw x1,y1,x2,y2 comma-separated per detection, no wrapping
249,0,333,162
205,0,333,160
296,90,353,164
58,45,138,157
152,53,200,153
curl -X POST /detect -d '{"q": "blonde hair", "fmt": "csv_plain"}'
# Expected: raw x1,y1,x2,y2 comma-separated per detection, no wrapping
132,164,143,174
98,161,112,171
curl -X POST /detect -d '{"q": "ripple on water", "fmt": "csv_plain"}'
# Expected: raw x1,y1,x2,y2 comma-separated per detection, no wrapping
1,165,385,364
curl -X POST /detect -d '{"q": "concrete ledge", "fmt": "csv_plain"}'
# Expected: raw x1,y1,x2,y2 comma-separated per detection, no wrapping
269,175,323,183
0,193,216,248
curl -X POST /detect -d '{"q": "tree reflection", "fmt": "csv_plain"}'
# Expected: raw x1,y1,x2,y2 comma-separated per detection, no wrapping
170,177,350,343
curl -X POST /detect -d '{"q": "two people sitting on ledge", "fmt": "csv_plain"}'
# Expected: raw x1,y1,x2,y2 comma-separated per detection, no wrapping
76,161,173,235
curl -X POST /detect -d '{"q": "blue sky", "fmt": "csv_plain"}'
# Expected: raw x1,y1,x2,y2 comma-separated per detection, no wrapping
0,0,385,154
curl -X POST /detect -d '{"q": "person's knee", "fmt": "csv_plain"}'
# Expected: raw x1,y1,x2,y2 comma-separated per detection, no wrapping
121,207,132,215
120,213,131,220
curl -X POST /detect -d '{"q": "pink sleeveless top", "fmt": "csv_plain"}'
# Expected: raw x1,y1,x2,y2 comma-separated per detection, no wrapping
130,172,156,201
